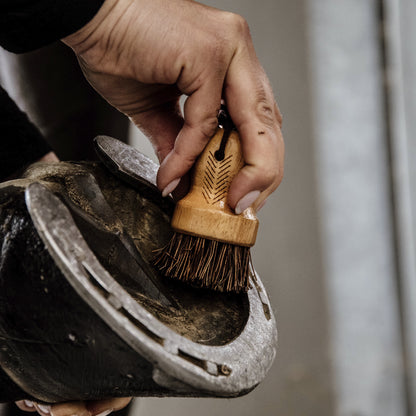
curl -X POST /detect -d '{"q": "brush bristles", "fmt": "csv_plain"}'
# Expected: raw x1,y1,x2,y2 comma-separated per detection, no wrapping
152,232,254,293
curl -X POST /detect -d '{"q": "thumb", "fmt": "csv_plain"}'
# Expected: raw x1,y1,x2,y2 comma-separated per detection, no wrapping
130,100,183,164
156,80,222,195
130,100,191,200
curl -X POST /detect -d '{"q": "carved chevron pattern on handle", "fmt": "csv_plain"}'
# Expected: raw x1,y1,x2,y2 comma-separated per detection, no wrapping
201,151,233,204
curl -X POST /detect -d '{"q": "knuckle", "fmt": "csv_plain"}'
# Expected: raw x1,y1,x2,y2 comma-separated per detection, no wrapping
256,98,276,128
199,115,219,140
202,29,234,65
172,146,197,171
226,12,250,37
178,153,197,171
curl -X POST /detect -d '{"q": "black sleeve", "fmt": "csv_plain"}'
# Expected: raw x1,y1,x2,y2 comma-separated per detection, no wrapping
0,85,52,180
0,0,105,53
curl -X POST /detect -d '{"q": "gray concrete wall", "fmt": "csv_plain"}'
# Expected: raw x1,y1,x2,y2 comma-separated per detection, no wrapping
384,0,416,411
306,1,405,414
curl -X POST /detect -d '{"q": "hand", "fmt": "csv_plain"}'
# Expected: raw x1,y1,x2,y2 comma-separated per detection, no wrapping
37,152,59,163
63,0,284,212
15,397,132,416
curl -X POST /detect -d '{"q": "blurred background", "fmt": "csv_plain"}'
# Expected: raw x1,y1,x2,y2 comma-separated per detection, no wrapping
1,0,416,415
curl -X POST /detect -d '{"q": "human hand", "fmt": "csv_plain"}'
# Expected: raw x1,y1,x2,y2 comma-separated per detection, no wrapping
15,397,132,416
37,152,59,163
63,0,284,212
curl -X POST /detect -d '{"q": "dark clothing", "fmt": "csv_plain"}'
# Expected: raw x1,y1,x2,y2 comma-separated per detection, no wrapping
0,86,51,179
0,0,104,53
0,0,104,180
0,42,130,165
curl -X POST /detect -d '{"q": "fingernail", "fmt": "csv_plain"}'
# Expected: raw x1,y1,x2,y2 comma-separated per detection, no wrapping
235,190,261,215
37,404,51,414
24,400,34,408
256,199,267,212
96,410,113,416
162,178,180,197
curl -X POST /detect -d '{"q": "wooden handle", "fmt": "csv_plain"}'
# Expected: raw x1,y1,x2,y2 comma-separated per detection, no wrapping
171,127,259,247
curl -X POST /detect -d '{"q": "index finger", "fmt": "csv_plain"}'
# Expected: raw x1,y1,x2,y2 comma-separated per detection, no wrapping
156,77,223,194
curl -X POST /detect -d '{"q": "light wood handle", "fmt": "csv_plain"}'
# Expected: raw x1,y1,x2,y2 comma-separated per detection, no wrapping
171,127,259,247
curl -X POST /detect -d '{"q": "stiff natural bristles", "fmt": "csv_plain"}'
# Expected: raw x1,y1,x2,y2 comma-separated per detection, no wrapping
152,232,255,293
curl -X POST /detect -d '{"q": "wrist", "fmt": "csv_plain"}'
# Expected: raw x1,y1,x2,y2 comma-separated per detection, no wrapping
62,0,121,56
